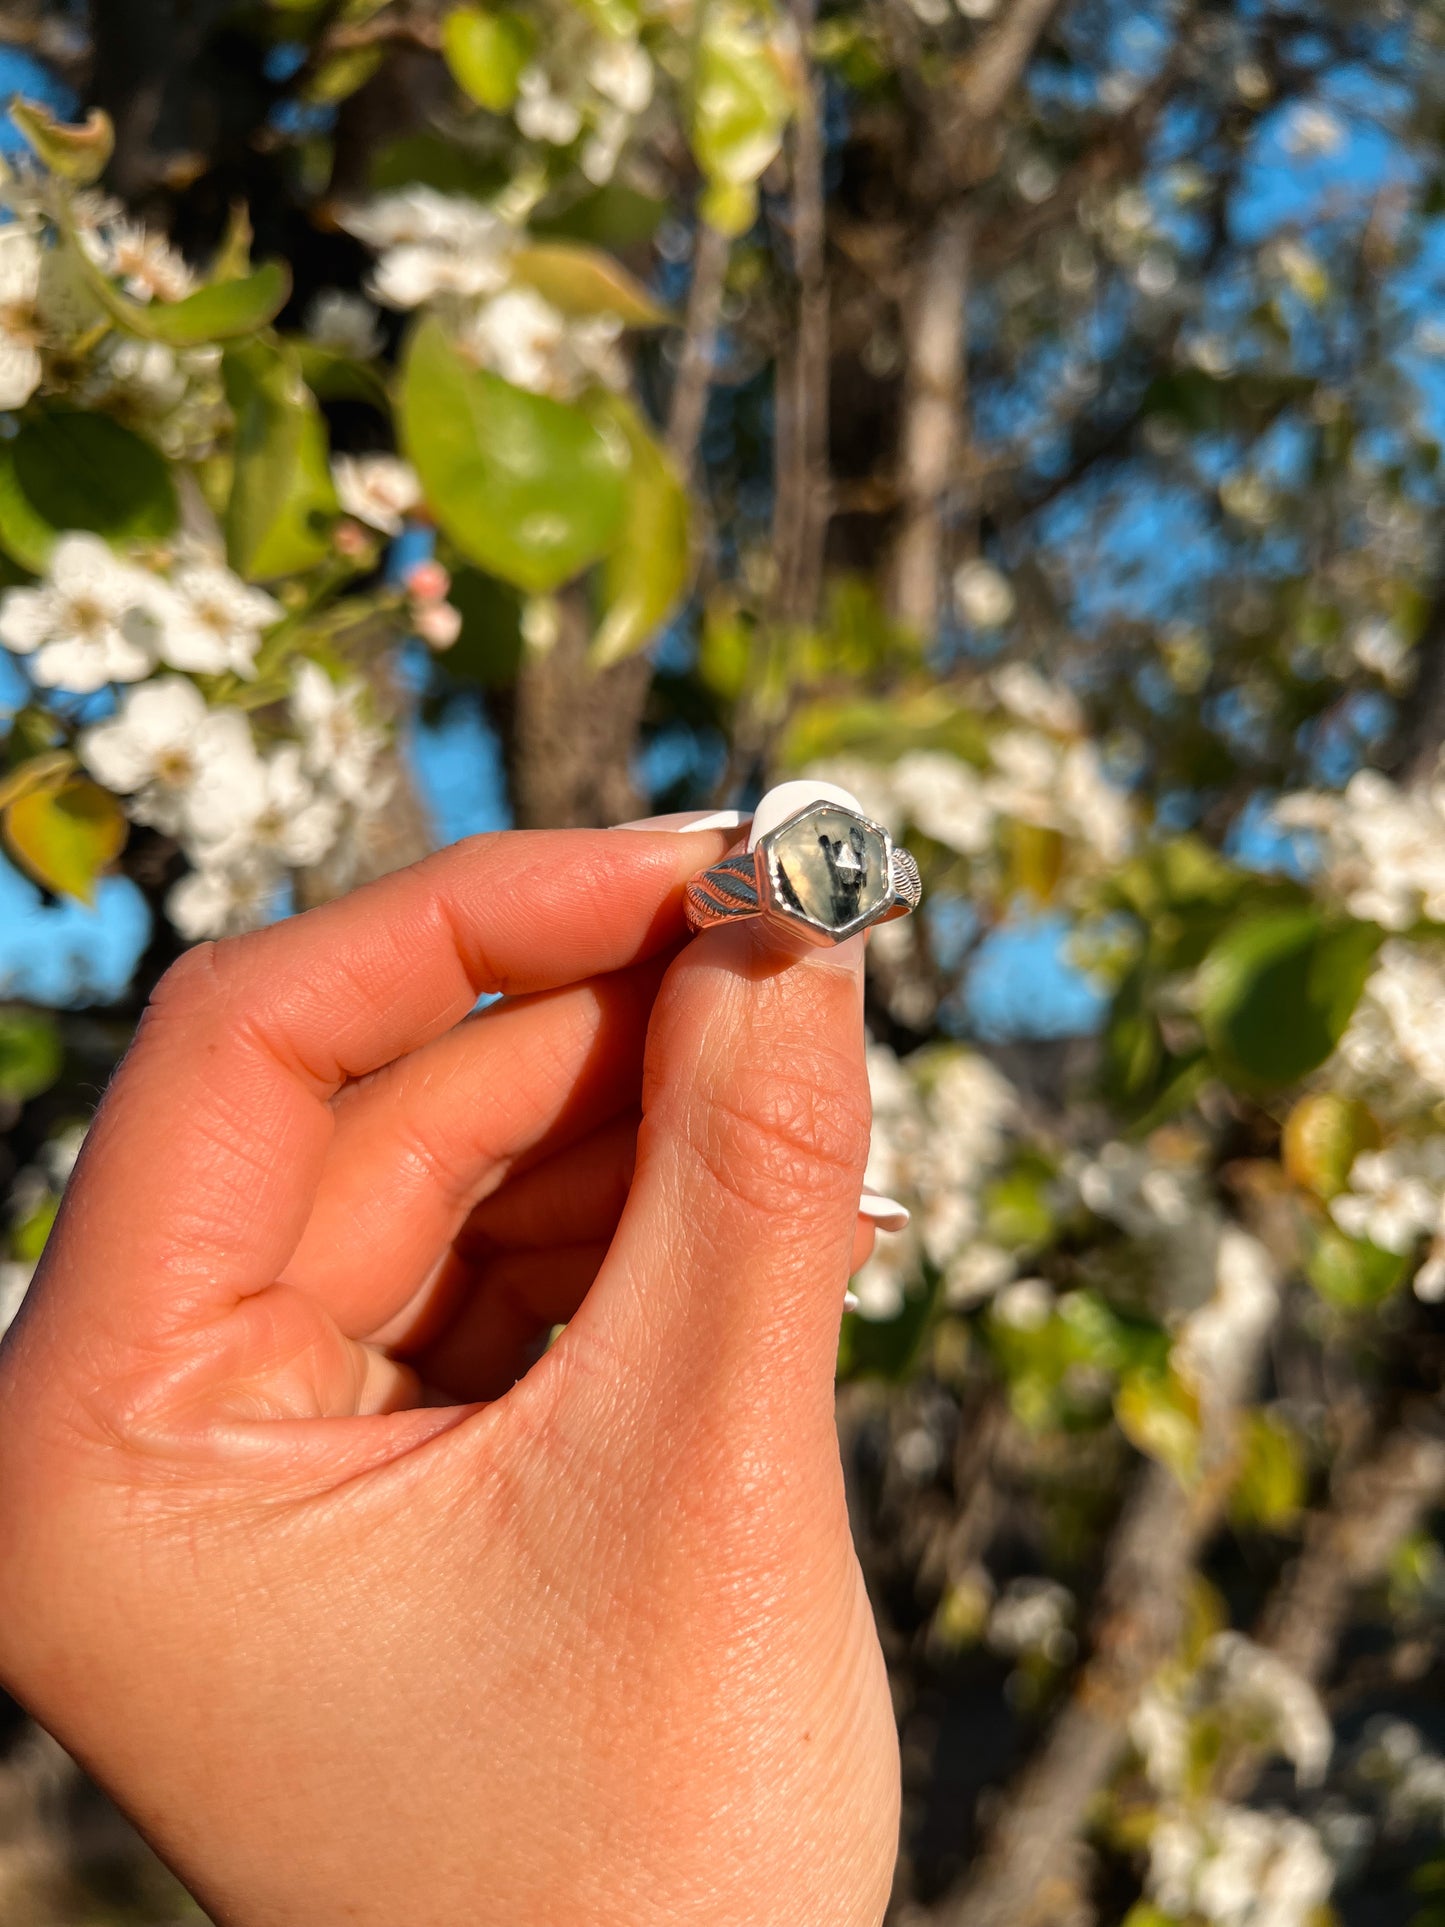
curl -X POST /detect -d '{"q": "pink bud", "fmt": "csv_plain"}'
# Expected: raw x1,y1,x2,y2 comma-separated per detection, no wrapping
334,518,373,559
405,558,451,603
415,601,463,650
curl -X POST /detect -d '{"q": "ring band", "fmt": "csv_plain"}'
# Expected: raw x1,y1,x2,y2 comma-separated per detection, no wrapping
685,799,922,947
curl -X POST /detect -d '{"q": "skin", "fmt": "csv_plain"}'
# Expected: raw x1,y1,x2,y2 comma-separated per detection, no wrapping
0,821,901,1927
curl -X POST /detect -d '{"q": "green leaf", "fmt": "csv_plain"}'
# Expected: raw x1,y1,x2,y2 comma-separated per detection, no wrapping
510,242,668,326
294,341,393,412
590,398,690,666
370,135,510,198
1116,1369,1202,1484
0,1009,62,1103
690,18,792,189
10,100,113,183
1283,1093,1379,1200
1198,910,1380,1089
77,249,291,347
223,339,338,582
1305,1224,1409,1311
535,183,667,248
442,5,535,112
1230,1409,1305,1530
446,567,524,686
3,777,127,904
0,409,177,572
304,46,386,103
400,315,629,595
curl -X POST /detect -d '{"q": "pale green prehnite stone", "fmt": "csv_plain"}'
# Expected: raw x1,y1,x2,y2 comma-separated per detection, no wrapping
768,806,890,933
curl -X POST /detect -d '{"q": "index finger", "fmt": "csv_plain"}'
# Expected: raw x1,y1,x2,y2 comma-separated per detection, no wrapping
25,827,730,1345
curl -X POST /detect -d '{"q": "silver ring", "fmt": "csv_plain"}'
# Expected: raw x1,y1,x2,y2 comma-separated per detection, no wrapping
685,799,922,947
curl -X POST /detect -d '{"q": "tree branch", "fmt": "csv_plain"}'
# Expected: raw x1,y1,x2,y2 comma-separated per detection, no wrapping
936,1231,1280,1927
666,220,730,479
771,0,831,627
885,0,1067,635
1216,1402,1445,1802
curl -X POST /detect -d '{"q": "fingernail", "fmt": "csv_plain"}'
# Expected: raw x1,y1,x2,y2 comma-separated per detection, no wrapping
844,1289,861,1312
614,807,751,832
859,1190,910,1232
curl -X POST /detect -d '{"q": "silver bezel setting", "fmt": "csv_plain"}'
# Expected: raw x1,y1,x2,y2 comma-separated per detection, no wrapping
755,799,898,948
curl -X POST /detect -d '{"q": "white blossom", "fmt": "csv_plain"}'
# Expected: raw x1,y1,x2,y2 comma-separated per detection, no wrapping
167,854,281,941
1132,1685,1191,1793
86,220,194,303
187,742,342,870
1282,102,1345,158
331,454,422,536
339,188,512,309
0,534,163,691
986,1577,1074,1662
515,67,584,145
157,564,282,677
892,750,995,855
993,663,1083,735
0,224,44,409
1277,769,1445,930
0,1260,35,1339
987,730,1132,860
291,660,390,805
1341,942,1445,1099
1148,1804,1333,1927
588,38,654,114
1203,1632,1333,1786
461,288,626,397
953,559,1016,628
1329,1140,1445,1253
78,676,257,837
305,288,384,359
1177,1226,1278,1404
993,1276,1055,1329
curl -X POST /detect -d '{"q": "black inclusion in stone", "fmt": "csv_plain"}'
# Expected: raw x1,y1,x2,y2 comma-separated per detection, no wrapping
820,826,868,926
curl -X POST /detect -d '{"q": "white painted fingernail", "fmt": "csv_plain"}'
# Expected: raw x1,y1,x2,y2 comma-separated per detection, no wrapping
614,807,751,832
859,1190,910,1231
844,1288,861,1312
747,779,865,852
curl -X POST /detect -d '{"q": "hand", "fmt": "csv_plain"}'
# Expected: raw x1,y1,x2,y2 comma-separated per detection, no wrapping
0,823,900,1927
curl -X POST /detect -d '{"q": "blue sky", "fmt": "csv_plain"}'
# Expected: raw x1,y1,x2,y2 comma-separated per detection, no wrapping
0,22,1432,1040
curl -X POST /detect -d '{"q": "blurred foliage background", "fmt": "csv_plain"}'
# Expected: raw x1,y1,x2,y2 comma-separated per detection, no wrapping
1,0,1445,1921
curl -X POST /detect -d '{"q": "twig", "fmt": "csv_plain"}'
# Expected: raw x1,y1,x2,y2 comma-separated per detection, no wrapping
1216,1403,1445,1802
666,220,730,479
888,202,973,635
886,0,1065,635
771,0,831,628
935,1229,1280,1927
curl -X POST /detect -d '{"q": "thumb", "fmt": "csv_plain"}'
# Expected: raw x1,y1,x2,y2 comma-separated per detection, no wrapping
577,909,871,1456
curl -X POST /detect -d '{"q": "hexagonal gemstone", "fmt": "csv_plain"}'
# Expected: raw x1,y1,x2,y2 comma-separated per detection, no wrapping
768,805,891,934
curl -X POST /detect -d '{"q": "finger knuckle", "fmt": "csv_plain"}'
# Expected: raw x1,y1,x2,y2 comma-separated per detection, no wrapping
142,941,227,1032
695,1055,871,1218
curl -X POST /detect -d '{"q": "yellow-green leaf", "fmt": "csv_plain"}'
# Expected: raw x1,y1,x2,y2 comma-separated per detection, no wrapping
1282,1093,1378,1200
400,315,629,595
510,241,668,326
0,408,178,573
71,232,291,347
223,339,338,581
690,15,792,188
4,777,127,904
0,751,77,814
442,5,535,112
10,100,114,184
1230,1409,1305,1530
304,46,386,104
590,398,690,667
1116,1368,1202,1485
